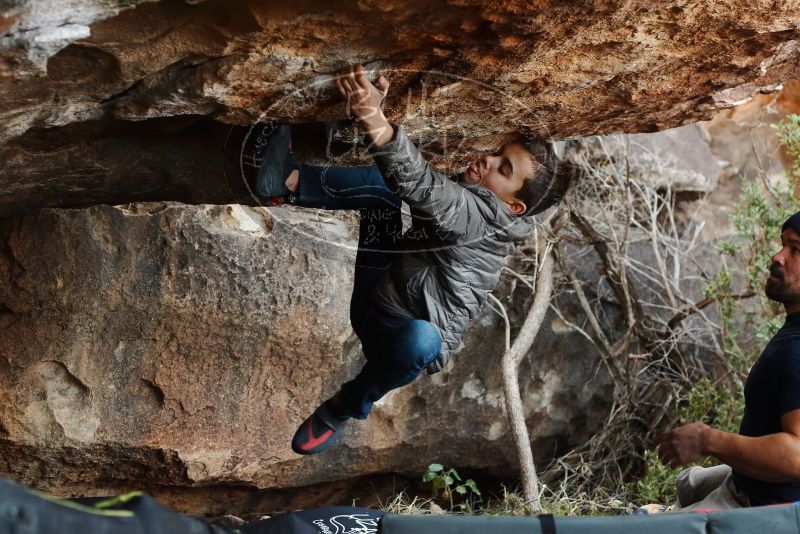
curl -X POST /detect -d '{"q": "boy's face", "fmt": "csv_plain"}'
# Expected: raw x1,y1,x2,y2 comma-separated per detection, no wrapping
457,141,537,216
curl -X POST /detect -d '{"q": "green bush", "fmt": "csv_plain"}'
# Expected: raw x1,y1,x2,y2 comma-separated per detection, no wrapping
775,115,800,180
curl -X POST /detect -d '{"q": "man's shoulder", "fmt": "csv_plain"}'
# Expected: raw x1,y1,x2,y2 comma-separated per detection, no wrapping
768,331,800,356
763,334,800,374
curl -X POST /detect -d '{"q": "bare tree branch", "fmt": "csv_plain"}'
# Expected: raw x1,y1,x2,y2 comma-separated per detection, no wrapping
498,234,555,513
667,291,756,329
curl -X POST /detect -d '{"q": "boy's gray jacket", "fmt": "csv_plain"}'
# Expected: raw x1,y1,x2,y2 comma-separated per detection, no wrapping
367,124,535,374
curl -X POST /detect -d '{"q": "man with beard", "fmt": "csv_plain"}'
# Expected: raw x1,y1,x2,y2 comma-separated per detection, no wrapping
650,212,800,511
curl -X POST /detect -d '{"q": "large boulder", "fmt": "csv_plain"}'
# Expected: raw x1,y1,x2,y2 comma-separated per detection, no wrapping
0,203,612,515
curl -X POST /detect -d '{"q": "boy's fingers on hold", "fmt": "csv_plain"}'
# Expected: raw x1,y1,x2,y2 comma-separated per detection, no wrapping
339,68,354,86
356,65,369,84
353,64,371,90
376,75,389,95
346,65,358,86
344,79,361,101
336,80,353,117
340,72,355,93
345,73,362,96
335,76,348,98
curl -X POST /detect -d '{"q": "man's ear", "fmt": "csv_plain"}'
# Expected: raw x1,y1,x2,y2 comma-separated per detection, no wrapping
507,199,527,216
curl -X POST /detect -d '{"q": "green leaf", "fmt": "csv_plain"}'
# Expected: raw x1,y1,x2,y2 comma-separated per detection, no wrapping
449,469,462,481
427,464,444,472
422,471,436,482
444,475,454,486
455,485,467,494
715,240,741,256
465,479,481,495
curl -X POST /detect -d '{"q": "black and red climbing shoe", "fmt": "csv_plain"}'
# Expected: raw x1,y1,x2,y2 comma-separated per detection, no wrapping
291,401,348,455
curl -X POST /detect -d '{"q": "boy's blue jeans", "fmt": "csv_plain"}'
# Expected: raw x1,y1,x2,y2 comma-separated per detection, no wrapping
290,163,442,420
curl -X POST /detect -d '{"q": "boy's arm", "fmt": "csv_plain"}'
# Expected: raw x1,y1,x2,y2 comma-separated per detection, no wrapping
366,123,490,241
338,64,490,241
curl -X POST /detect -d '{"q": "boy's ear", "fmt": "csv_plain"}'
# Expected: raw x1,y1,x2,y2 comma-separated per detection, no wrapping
506,199,527,216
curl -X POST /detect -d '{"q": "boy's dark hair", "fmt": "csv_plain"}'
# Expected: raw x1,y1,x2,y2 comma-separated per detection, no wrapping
513,135,573,217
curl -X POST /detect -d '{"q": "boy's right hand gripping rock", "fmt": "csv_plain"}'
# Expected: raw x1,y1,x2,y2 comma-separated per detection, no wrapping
335,64,394,147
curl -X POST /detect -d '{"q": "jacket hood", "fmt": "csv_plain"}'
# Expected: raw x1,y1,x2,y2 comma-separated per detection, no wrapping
458,181,535,243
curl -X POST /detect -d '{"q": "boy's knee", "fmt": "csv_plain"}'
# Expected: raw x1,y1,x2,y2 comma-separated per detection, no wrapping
403,320,442,369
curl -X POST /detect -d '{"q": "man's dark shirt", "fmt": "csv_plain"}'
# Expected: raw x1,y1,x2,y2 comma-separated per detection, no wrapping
732,311,800,505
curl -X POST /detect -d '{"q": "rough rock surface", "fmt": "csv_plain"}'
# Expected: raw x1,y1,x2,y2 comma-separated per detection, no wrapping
0,202,612,515
2,0,800,214
0,0,157,79
692,79,800,241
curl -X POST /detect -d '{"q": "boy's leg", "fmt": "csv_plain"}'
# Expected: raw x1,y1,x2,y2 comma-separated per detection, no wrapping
289,119,363,166
223,122,293,204
336,203,442,419
292,202,439,454
290,160,405,455
289,121,444,450
290,164,401,211
286,162,404,321
235,118,400,209
222,124,264,203
336,311,442,419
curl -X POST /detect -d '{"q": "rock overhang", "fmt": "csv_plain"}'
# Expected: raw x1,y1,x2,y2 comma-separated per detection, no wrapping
1,0,800,214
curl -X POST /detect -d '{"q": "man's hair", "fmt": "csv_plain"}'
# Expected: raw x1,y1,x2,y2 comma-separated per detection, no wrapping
513,134,573,217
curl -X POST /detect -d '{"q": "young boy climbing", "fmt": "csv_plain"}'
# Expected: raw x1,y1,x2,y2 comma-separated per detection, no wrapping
243,64,572,455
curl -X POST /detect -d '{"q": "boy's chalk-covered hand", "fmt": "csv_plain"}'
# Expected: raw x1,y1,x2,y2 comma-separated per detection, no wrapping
376,75,390,108
335,64,394,147
335,64,386,121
